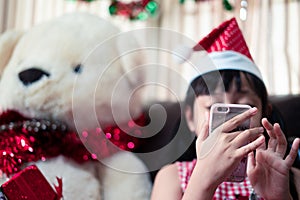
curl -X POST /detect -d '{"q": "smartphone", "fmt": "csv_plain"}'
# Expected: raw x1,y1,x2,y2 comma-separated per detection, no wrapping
209,103,251,182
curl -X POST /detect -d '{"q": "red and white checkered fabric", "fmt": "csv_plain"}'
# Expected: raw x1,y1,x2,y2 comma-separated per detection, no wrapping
195,18,253,61
176,159,264,200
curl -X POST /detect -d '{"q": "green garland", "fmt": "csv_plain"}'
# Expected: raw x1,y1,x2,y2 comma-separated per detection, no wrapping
109,0,159,21
67,0,159,21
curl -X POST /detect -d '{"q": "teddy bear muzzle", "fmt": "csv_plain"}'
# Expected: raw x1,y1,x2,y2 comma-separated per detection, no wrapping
18,67,50,86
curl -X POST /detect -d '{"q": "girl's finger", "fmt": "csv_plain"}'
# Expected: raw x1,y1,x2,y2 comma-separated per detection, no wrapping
273,123,287,157
196,118,210,158
233,127,264,148
285,138,300,168
262,118,277,151
247,151,256,174
236,135,265,158
221,107,258,133
261,118,274,134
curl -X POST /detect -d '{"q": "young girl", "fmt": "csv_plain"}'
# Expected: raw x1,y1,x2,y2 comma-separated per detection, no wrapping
151,18,300,200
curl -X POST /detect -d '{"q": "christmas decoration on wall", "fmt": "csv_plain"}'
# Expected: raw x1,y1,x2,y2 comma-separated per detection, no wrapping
239,0,248,21
109,0,159,21
179,0,234,12
66,0,159,21
223,0,234,11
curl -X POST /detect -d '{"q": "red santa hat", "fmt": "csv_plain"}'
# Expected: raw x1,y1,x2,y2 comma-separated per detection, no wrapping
175,17,263,83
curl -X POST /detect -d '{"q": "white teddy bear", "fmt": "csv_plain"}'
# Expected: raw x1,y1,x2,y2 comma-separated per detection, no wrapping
0,12,151,200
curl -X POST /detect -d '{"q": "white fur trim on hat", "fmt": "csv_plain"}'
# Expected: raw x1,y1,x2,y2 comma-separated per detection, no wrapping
190,50,263,83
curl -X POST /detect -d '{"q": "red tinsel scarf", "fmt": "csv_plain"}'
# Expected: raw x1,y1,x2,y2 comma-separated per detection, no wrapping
0,110,145,177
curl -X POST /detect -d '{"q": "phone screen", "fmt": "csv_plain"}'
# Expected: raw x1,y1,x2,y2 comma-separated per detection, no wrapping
209,103,251,182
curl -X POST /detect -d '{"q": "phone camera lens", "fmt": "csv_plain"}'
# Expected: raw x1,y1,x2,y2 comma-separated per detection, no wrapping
217,107,228,112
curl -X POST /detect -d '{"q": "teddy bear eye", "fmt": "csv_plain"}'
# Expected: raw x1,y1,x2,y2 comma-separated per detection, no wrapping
73,64,83,74
18,68,50,86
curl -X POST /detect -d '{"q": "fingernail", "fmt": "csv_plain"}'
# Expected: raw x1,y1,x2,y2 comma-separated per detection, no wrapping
259,127,264,132
256,135,265,144
259,135,265,142
249,107,257,114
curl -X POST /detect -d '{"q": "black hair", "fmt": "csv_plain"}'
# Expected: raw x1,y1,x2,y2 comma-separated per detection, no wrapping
184,69,269,117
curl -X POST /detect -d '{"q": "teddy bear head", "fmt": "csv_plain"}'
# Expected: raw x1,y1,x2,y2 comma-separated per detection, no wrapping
0,13,144,131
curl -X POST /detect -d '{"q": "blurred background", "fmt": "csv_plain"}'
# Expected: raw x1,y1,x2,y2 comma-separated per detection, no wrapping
0,0,299,101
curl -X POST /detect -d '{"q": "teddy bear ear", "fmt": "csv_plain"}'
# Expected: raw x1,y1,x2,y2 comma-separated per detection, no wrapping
0,30,24,75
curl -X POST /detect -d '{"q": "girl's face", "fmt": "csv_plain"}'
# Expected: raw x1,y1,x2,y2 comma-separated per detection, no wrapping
185,73,263,136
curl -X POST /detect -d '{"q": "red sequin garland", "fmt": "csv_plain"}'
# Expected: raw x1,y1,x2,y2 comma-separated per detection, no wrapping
0,110,145,177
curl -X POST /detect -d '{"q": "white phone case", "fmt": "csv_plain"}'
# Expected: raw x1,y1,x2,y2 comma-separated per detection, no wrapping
209,103,251,182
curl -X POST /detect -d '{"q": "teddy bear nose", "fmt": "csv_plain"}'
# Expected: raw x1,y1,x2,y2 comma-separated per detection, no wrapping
18,68,50,86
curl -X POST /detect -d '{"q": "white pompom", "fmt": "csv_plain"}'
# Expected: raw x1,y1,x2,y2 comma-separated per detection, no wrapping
172,45,193,64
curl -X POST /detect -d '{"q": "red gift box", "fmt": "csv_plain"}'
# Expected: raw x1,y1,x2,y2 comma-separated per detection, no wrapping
1,165,61,200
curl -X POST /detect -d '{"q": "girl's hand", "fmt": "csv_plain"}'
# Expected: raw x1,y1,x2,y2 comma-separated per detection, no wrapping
195,107,265,187
248,118,300,200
